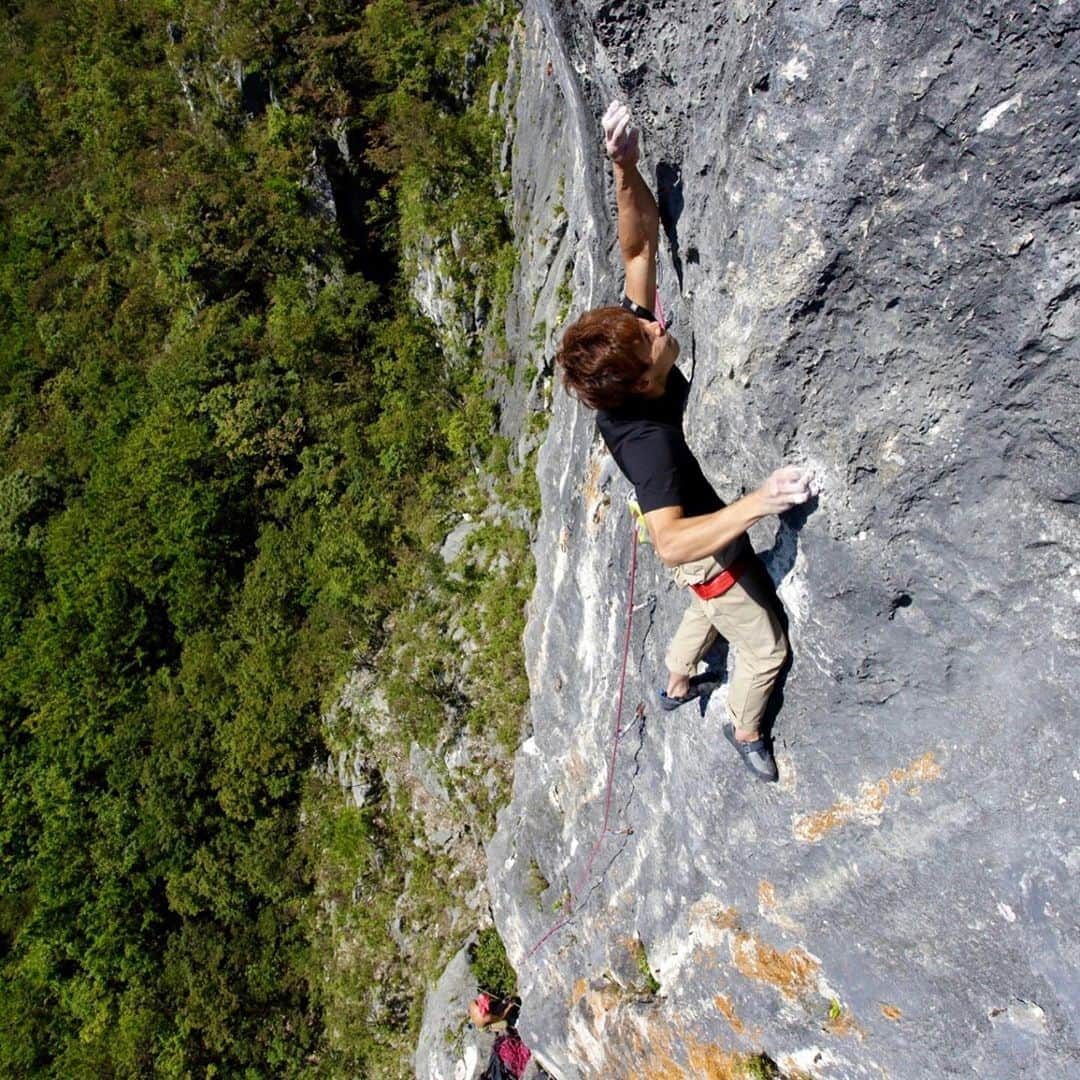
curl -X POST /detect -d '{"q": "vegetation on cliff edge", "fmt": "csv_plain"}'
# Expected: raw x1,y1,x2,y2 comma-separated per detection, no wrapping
0,1,528,1075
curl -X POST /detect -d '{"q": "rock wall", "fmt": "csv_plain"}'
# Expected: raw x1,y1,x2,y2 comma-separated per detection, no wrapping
487,1,1079,1077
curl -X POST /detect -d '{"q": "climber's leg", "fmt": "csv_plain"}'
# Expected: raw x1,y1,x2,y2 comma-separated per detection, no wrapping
663,593,719,700
702,573,787,740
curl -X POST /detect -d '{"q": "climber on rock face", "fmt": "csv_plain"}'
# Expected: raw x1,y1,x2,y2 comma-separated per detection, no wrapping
555,100,814,783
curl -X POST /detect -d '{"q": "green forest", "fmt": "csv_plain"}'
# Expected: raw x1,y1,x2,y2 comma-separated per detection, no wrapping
0,1,530,1075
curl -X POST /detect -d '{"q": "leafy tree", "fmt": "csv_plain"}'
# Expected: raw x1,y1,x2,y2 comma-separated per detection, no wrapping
1,1,519,1074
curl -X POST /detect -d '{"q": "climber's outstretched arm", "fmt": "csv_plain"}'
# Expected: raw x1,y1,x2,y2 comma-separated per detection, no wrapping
645,467,815,566
603,100,657,311
646,500,763,567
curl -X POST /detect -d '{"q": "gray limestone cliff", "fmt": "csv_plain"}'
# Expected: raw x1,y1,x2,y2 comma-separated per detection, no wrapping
477,1,1079,1077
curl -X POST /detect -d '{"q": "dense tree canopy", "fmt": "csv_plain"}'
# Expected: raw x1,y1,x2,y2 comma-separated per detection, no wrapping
0,1,517,1074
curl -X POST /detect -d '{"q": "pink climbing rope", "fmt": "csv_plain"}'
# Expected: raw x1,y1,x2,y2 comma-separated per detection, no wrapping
526,523,640,959
653,285,666,331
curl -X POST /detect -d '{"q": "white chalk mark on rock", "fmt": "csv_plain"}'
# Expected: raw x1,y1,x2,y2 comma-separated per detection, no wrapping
977,94,1022,132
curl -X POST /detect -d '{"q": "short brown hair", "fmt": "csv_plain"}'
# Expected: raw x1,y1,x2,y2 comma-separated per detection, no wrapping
555,306,647,410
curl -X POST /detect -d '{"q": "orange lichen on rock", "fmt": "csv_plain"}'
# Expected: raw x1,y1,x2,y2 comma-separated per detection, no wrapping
865,777,890,811
579,1003,770,1080
636,1025,695,1080
891,750,942,785
583,452,610,531
690,944,715,969
571,978,588,1007
824,1007,865,1039
687,899,743,950
793,804,848,843
758,880,778,912
639,1055,687,1080
583,451,605,503
685,1041,751,1079
880,1003,903,1021
758,879,802,933
732,932,820,1000
713,906,740,931
638,1026,758,1080
579,981,622,1020
565,748,589,786
713,994,747,1036
793,751,943,842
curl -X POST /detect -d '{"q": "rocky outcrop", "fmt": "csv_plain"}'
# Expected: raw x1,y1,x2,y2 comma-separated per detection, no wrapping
414,940,483,1080
415,939,556,1080
487,2,1079,1077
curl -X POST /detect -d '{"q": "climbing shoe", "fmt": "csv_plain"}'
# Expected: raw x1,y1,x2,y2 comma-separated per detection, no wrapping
659,670,725,711
722,721,778,783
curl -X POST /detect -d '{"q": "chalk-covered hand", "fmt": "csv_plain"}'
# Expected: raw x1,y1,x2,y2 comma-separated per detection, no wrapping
757,465,815,515
602,99,639,167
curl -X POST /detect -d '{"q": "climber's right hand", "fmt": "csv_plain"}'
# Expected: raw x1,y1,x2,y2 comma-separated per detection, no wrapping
602,100,639,167
757,465,815,515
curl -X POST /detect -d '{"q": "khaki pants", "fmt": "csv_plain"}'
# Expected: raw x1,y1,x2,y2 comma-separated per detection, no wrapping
665,556,788,736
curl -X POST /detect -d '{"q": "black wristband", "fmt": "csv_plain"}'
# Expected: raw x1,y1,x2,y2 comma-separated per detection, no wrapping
621,295,658,323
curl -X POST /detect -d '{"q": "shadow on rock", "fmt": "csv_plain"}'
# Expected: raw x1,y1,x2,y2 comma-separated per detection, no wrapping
754,494,819,744
656,160,684,290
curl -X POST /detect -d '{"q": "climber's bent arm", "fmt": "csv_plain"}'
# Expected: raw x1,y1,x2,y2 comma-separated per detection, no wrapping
644,496,766,568
614,160,658,311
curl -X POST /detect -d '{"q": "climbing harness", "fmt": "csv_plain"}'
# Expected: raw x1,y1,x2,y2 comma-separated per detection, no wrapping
690,553,749,599
526,508,640,959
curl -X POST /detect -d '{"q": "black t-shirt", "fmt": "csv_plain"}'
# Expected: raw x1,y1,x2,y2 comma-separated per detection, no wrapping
596,366,725,517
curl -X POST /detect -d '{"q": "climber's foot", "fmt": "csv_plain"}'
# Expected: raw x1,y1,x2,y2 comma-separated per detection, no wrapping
659,670,725,712
722,721,778,783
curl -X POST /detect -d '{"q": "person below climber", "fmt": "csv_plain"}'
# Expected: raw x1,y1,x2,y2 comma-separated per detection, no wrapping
468,991,518,1030
555,101,814,782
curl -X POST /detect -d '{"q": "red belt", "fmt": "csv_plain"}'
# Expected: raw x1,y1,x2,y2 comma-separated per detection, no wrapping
690,554,749,600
